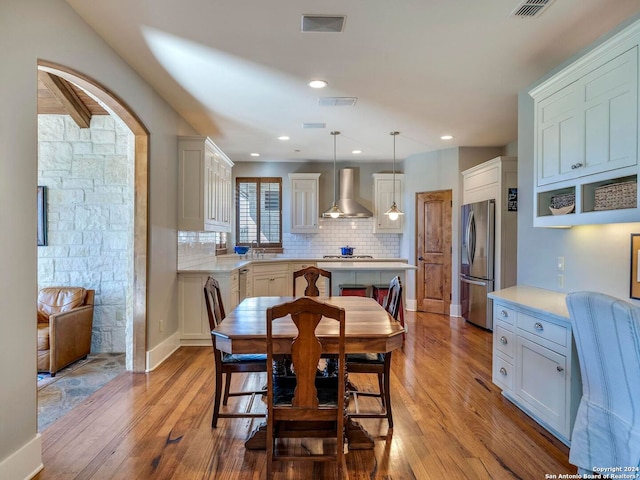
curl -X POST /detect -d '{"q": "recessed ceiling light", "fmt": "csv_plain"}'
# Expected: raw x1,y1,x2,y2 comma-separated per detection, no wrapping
352,150,362,154
441,135,453,140
250,153,260,157
309,80,328,89
278,136,290,141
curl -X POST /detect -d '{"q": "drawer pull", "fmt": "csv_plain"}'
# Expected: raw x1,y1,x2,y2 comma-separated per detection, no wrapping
571,162,583,170
557,366,564,373
500,336,508,345
500,310,509,318
534,322,544,331
499,367,507,376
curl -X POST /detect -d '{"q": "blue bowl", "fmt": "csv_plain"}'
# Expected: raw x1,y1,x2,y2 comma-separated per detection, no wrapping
234,246,250,255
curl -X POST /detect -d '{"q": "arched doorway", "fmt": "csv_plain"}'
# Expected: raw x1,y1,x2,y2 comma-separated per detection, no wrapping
37,60,148,372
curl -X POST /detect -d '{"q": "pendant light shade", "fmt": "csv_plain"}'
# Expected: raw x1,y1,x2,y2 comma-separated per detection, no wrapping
324,131,343,219
385,131,404,220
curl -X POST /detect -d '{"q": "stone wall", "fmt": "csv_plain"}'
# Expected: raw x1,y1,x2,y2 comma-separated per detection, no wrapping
38,114,134,354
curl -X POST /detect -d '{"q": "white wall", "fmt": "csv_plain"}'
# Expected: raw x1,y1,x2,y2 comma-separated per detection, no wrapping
517,14,640,305
0,0,193,475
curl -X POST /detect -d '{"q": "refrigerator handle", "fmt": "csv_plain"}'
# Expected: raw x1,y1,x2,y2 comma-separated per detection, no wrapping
468,210,476,266
460,276,487,287
464,209,471,265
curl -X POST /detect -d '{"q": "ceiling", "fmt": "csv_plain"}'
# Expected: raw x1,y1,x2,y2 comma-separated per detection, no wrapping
64,0,639,162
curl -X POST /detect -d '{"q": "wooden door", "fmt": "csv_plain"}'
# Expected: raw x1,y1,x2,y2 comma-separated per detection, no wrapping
416,190,452,314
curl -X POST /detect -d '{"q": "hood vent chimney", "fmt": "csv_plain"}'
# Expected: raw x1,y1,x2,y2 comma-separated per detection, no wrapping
323,168,372,218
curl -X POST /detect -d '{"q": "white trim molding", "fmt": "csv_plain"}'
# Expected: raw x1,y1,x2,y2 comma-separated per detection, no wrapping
0,433,42,480
145,331,181,372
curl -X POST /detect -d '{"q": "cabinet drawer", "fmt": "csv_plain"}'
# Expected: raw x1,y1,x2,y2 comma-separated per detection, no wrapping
252,263,289,275
518,313,567,348
493,354,514,391
494,322,514,358
494,304,516,325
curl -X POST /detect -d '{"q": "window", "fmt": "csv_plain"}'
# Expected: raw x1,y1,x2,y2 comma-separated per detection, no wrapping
236,177,282,249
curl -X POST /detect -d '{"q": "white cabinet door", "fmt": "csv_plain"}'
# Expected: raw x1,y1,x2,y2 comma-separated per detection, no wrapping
373,173,404,234
516,335,567,436
289,174,320,233
253,273,288,296
582,46,638,175
178,136,234,232
252,264,290,296
536,83,581,186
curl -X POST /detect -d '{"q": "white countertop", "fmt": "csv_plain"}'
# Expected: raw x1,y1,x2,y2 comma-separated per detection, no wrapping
316,261,418,271
177,254,412,274
489,285,569,320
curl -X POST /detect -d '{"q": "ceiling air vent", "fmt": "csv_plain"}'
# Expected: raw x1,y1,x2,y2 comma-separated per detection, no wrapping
318,97,358,107
511,0,555,18
301,15,346,33
302,122,326,129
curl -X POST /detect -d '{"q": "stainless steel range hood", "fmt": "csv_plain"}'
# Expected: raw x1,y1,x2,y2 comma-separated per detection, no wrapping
323,168,373,218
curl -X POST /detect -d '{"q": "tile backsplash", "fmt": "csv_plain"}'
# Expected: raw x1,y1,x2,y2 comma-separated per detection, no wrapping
178,218,401,258
284,217,400,257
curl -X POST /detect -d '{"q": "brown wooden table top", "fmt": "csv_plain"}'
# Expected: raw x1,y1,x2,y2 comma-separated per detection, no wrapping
212,296,405,354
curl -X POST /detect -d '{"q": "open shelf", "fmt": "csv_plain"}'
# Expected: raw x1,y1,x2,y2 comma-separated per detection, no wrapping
537,186,576,218
582,174,637,213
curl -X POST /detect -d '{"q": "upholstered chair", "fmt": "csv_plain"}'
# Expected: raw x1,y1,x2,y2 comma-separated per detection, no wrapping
37,287,95,376
566,291,640,475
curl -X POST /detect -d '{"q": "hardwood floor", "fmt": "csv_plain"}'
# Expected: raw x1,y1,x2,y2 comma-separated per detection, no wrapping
35,311,573,479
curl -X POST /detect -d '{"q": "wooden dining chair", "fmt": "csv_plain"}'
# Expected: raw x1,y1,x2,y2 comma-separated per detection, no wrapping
203,276,267,428
347,276,402,428
266,297,348,479
292,266,332,297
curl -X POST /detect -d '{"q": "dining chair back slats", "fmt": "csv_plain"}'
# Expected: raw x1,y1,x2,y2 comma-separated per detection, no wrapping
293,266,332,297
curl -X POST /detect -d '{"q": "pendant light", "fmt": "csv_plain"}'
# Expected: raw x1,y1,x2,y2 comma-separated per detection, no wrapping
385,131,404,221
324,131,343,218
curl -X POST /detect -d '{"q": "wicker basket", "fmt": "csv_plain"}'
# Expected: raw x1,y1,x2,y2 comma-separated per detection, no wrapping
594,181,637,211
550,193,575,209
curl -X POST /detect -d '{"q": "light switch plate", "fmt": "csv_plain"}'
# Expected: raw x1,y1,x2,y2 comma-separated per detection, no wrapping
557,256,565,271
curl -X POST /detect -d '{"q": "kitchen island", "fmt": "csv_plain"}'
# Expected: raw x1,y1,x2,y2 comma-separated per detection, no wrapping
316,261,417,297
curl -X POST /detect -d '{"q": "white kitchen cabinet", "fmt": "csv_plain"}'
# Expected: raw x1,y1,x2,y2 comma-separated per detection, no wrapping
489,287,581,446
178,136,234,232
251,263,290,297
288,173,320,233
461,157,518,291
372,173,404,234
178,270,239,345
529,21,640,227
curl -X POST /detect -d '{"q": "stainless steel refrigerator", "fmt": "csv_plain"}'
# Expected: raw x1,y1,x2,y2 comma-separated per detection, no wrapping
460,199,495,330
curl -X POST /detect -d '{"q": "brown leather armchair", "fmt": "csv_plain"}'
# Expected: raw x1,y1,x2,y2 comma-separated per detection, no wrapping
37,287,95,376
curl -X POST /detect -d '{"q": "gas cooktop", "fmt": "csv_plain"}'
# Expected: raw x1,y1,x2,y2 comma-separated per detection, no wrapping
322,255,374,259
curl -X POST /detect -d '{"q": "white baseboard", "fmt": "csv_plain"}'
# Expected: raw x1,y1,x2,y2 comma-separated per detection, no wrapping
0,433,43,480
450,303,462,317
179,338,211,347
145,331,181,372
406,299,417,311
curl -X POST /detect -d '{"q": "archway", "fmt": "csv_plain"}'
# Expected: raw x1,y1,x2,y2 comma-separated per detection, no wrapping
37,60,148,372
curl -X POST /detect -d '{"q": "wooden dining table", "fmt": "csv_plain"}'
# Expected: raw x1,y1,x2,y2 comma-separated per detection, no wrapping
211,295,405,450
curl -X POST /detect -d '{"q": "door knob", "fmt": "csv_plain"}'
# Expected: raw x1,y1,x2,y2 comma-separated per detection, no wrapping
418,256,424,261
